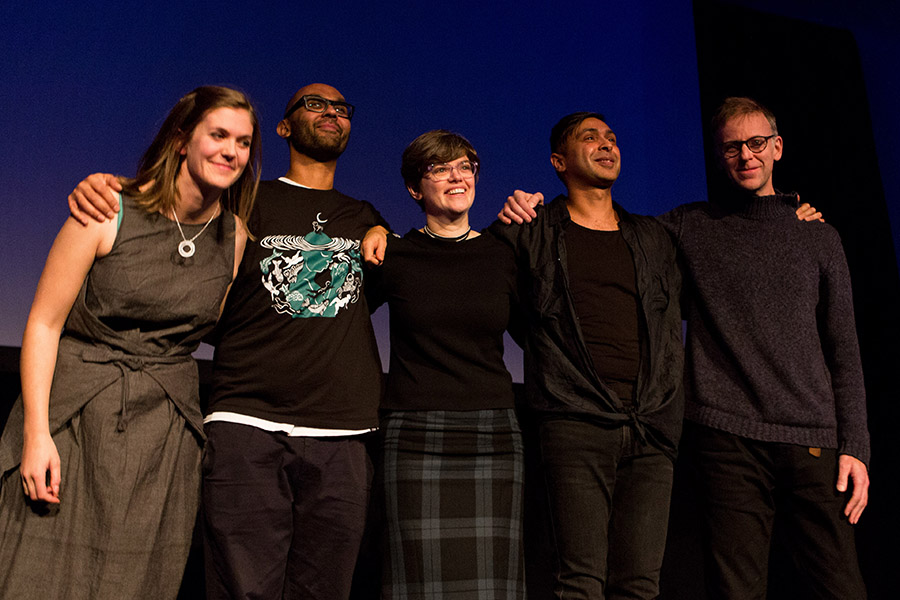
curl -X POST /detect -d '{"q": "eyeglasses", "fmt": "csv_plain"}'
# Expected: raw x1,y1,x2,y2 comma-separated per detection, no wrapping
720,134,776,158
284,95,355,120
424,161,479,181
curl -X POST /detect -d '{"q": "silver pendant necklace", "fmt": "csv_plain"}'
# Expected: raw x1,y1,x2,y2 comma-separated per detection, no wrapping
172,205,219,258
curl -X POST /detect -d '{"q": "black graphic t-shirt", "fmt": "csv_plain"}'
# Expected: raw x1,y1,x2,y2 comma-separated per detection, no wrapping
209,180,387,429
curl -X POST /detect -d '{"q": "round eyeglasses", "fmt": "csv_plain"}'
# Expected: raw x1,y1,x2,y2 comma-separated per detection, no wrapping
720,134,776,158
284,95,354,120
424,161,478,181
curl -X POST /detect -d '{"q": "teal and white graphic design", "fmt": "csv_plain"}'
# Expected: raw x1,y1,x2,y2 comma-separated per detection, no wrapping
260,217,362,318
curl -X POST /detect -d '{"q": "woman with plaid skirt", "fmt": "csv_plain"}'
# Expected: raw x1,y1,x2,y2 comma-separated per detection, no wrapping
365,130,526,599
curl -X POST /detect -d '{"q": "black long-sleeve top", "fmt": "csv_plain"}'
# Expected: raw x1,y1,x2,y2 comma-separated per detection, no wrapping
366,229,520,412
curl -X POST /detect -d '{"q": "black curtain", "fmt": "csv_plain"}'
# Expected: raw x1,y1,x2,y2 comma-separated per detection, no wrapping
661,2,900,598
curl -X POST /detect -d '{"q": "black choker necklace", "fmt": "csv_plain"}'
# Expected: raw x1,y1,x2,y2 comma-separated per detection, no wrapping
423,224,471,242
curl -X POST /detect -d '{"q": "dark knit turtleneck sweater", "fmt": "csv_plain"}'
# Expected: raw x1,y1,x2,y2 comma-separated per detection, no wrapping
659,193,870,465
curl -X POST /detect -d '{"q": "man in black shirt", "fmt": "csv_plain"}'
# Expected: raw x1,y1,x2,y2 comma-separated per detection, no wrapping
491,112,683,599
68,83,389,600
499,100,869,598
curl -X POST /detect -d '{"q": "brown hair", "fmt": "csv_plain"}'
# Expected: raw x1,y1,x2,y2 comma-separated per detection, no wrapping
400,130,479,208
710,96,778,138
120,85,262,228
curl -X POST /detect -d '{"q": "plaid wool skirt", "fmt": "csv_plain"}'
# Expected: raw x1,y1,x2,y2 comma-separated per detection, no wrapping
381,408,526,599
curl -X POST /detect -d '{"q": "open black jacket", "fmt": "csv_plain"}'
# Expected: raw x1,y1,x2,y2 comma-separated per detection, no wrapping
490,195,684,459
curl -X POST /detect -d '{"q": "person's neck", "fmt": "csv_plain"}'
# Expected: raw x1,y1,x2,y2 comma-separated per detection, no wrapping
283,152,338,190
423,213,473,239
724,185,779,205
747,186,777,199
565,186,618,230
756,179,776,197
174,179,221,223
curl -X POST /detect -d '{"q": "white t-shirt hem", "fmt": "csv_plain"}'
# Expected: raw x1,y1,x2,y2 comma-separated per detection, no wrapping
204,411,375,437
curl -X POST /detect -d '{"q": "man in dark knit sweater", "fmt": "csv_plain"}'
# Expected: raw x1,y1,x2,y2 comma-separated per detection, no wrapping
659,97,869,599
491,113,684,599
498,99,869,598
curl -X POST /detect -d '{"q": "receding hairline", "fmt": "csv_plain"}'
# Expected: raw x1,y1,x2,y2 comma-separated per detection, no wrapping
284,83,345,114
711,97,778,141
716,112,776,139
572,120,613,138
550,111,609,154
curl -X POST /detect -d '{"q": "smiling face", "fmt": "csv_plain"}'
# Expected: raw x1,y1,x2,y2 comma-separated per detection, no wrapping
717,111,782,196
551,117,620,191
279,83,351,162
408,155,476,220
178,106,253,196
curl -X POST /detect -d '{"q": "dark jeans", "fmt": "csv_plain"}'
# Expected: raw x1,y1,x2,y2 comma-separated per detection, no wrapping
683,422,866,600
539,418,674,599
202,422,372,600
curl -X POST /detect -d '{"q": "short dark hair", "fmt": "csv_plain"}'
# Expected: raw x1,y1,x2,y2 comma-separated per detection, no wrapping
400,130,479,209
549,112,608,182
550,111,608,154
710,97,778,139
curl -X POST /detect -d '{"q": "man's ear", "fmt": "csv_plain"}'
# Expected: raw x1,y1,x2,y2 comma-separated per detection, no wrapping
276,119,290,140
773,135,784,162
550,152,566,176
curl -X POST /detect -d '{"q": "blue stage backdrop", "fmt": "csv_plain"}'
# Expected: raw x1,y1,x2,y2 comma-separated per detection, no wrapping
1,1,897,383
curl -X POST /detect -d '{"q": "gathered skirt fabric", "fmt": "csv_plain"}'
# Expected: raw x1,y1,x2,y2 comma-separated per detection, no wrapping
381,408,526,599
0,370,201,600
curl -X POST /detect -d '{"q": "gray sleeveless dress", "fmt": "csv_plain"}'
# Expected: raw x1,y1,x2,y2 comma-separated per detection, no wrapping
0,196,234,599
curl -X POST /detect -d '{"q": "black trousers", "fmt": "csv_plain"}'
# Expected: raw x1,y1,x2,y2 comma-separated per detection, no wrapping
202,422,372,600
683,422,866,600
539,418,674,600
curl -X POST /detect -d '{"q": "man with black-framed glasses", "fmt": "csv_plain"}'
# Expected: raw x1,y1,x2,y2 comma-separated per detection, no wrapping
662,96,870,598
498,97,867,599
67,83,390,600
198,82,391,600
